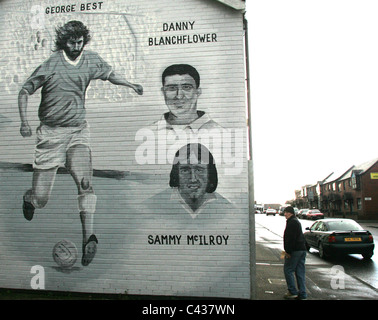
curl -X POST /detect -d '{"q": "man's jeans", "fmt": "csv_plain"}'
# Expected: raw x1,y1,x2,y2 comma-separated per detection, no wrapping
284,250,307,298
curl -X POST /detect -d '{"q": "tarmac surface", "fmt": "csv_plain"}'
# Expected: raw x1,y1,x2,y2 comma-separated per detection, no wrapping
255,219,378,300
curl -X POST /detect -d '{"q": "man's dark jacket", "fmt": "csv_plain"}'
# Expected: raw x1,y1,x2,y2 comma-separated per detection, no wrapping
284,215,306,254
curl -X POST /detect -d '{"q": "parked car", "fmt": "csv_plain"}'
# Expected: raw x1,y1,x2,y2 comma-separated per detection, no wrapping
304,219,374,259
278,206,298,216
297,209,309,219
278,206,288,216
266,208,277,216
306,209,324,220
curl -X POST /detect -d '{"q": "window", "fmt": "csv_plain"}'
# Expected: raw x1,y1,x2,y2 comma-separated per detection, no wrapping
317,222,327,231
327,220,363,231
310,221,320,231
357,198,362,210
351,171,361,189
351,175,357,188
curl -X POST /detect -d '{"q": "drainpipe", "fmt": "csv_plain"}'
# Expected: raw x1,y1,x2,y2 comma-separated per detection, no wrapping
244,13,256,301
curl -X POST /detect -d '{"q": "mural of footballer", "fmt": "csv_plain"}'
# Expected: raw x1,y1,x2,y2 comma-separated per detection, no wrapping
18,21,143,266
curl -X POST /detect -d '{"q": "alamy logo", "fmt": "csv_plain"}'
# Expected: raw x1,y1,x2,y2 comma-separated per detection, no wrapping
135,127,244,175
30,5,45,30
330,265,345,290
30,265,45,290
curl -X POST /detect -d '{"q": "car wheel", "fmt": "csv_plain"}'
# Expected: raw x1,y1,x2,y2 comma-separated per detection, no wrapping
318,243,329,259
362,251,373,260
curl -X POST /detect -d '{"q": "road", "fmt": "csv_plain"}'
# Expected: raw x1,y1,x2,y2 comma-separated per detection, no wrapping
255,214,378,300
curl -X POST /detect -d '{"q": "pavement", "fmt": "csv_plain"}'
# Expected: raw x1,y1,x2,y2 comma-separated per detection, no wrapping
255,219,378,300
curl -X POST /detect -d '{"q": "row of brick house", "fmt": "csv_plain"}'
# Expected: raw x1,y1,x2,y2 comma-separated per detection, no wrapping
293,158,378,220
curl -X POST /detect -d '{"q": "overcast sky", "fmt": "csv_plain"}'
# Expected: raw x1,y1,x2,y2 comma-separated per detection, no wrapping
245,0,378,205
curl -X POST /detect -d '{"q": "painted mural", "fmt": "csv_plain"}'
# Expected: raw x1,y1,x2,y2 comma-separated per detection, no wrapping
0,0,250,298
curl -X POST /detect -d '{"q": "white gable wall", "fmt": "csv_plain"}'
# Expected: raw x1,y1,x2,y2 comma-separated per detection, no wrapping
0,0,250,299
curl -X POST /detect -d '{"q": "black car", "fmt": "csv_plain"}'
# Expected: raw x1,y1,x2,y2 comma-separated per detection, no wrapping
304,219,374,259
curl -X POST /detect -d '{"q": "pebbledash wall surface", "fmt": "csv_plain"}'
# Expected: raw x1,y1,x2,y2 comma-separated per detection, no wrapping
0,0,250,298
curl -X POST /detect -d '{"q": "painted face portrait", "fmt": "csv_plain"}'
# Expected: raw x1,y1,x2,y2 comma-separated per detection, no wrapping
169,143,218,212
178,162,209,207
64,36,84,61
162,74,202,123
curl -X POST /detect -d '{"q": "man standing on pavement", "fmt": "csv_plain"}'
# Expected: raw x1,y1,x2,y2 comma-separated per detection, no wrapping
283,206,307,300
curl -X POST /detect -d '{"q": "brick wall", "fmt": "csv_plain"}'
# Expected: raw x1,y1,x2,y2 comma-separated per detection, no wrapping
361,162,378,218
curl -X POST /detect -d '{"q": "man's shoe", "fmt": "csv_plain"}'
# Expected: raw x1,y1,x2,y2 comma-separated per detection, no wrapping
284,291,298,299
23,196,35,221
81,234,98,266
296,296,307,300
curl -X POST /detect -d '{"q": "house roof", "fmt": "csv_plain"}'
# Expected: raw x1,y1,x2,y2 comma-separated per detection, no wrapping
338,157,378,180
302,172,333,189
356,157,378,173
299,158,378,193
323,165,355,184
212,0,246,11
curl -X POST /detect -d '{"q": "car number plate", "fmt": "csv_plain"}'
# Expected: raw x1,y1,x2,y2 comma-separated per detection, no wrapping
345,237,362,242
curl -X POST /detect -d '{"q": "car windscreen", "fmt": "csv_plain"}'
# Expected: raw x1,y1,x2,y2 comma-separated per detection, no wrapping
327,220,363,231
